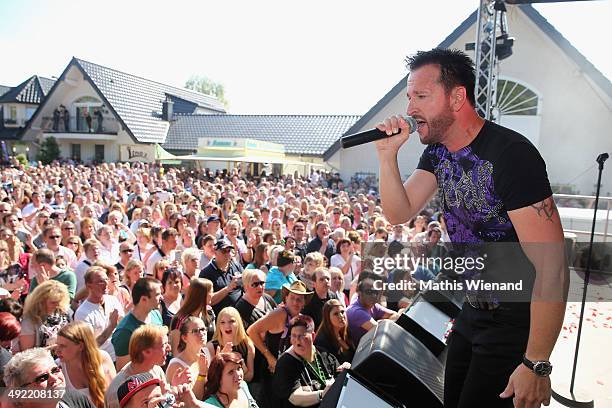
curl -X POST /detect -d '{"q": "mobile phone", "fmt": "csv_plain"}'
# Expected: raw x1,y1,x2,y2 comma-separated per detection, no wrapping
174,250,183,263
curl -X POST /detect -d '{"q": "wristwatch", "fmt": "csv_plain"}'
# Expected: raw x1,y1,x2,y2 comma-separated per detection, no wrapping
522,354,552,377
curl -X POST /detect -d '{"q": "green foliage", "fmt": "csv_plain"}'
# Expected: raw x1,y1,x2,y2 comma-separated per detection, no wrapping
15,153,28,166
185,75,229,109
37,136,60,165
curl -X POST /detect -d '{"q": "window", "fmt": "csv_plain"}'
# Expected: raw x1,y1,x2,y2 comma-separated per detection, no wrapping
9,106,17,120
496,79,539,116
71,144,81,161
95,144,104,162
26,107,36,120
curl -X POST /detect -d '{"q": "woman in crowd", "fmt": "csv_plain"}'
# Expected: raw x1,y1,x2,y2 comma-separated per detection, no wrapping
271,218,283,243
247,281,312,374
314,299,355,364
178,226,197,251
207,307,256,382
79,217,96,243
153,258,171,281
55,321,116,408
161,203,178,228
273,315,342,408
330,238,361,298
120,259,144,294
133,227,153,262
170,277,215,355
299,252,325,291
235,269,277,329
328,267,348,307
65,235,84,261
66,202,82,226
166,316,210,400
408,215,427,240
19,280,72,350
0,312,20,386
246,243,269,273
202,352,259,408
160,268,183,327
98,262,132,313
181,247,201,284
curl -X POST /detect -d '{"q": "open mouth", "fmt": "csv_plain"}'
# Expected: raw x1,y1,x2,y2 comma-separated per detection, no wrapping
415,119,427,131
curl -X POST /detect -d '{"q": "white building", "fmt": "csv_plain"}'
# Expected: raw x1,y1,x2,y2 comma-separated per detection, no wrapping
22,58,226,163
324,4,612,196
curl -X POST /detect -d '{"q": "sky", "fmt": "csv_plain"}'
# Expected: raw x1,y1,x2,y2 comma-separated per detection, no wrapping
0,0,610,115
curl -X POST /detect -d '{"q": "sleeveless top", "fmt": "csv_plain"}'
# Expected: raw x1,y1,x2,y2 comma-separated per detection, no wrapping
264,307,295,358
59,360,91,401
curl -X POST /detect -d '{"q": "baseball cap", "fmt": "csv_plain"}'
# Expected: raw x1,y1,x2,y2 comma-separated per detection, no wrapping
207,215,220,223
214,240,234,251
117,372,161,408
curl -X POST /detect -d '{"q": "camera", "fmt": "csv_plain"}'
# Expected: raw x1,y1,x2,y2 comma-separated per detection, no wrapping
157,393,176,408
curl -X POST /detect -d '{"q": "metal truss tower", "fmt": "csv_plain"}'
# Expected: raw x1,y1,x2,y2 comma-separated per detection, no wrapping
474,0,509,120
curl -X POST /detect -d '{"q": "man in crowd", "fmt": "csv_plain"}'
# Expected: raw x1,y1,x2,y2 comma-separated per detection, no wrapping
106,324,191,408
42,225,77,269
199,240,243,315
306,221,335,262
346,271,399,346
29,248,77,299
302,267,337,328
3,347,94,407
74,239,102,292
112,277,164,370
74,266,124,362
145,228,178,276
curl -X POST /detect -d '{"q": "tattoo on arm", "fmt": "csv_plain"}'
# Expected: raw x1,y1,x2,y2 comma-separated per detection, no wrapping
530,198,557,222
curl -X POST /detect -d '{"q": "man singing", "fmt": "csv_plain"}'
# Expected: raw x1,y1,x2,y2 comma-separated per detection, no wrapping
374,48,567,408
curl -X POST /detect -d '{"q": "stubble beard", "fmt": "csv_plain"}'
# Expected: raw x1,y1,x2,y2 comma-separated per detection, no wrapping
419,106,455,145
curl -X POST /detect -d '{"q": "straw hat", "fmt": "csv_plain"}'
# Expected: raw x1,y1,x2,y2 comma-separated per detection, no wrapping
281,280,313,302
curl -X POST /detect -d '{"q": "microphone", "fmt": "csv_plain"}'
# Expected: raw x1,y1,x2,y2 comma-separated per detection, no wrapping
341,115,418,149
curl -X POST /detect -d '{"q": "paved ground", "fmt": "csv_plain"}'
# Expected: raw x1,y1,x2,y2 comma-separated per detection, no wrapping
549,269,612,407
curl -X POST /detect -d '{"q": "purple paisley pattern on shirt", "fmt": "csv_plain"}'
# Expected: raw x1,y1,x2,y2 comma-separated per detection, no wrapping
426,144,514,244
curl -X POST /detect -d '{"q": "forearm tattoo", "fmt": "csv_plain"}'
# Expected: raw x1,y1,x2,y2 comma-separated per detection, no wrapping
530,197,557,222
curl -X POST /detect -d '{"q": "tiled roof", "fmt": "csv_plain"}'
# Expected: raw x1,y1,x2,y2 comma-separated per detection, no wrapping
73,58,226,144
323,4,612,160
0,85,11,98
0,76,56,104
163,114,361,156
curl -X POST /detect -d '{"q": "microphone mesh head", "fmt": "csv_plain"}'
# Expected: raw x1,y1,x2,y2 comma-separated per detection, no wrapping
402,115,418,133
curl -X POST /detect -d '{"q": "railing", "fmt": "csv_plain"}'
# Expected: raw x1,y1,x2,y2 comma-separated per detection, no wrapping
40,116,119,134
554,193,612,243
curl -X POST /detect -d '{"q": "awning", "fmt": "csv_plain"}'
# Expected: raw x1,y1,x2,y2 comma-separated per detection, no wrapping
175,154,325,167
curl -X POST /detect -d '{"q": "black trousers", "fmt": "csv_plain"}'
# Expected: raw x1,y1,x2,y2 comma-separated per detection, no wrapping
444,303,530,408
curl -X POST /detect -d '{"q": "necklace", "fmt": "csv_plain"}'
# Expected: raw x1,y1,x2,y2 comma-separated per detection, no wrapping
302,353,327,386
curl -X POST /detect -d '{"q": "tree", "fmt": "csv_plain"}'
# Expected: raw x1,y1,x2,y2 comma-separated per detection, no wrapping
37,136,60,165
185,75,229,109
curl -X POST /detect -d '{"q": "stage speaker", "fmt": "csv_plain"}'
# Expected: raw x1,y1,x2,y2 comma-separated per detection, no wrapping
396,293,455,357
321,369,404,408
420,278,464,318
351,320,445,407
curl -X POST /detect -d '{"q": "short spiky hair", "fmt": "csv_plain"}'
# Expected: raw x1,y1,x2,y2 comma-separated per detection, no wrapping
406,48,476,106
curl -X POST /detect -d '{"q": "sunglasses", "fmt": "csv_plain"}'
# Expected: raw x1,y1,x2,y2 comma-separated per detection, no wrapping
48,235,61,239
190,327,207,335
251,281,266,288
362,288,380,296
21,366,62,387
62,227,75,230
121,249,134,253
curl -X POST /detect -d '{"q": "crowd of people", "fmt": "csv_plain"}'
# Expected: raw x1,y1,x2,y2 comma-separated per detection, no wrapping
0,160,448,408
